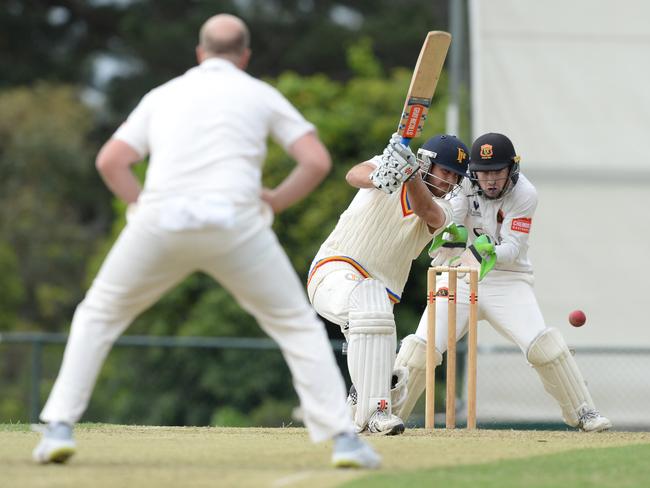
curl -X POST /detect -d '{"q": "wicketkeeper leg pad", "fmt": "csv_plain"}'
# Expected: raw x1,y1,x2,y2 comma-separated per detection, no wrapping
347,279,397,430
526,327,595,427
393,334,442,421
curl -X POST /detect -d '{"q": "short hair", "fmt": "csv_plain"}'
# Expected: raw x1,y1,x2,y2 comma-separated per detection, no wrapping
199,19,250,57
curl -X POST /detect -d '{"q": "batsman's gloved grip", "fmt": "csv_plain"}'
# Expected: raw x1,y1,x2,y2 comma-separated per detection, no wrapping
468,234,497,280
370,165,401,194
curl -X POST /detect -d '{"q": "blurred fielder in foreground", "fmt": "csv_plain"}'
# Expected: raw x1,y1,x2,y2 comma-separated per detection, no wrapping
308,132,475,434
33,14,380,469
395,133,612,432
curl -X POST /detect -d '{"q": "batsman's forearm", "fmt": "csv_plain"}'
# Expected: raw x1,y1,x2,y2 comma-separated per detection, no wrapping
98,167,142,204
269,164,329,213
405,178,446,229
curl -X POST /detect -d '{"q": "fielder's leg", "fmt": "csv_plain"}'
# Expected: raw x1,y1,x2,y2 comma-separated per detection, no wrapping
527,328,612,432
347,279,404,435
35,216,192,463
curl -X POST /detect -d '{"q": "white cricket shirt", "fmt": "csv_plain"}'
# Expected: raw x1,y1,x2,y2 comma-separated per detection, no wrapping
450,174,537,273
113,58,315,205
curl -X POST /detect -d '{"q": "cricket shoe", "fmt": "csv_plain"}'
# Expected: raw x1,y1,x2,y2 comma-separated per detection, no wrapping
577,407,612,432
32,422,76,464
331,432,381,469
366,410,405,436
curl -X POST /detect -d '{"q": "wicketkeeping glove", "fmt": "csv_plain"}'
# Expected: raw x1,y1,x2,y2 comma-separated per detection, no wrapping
428,223,468,267
458,234,497,280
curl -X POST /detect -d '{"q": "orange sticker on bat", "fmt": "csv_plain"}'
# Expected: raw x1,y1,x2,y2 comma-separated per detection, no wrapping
511,217,532,233
403,105,425,138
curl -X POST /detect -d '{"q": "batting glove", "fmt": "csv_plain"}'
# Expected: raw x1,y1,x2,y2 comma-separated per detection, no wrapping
381,133,420,182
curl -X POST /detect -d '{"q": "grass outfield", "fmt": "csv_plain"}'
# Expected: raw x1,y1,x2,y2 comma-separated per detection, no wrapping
1,424,649,488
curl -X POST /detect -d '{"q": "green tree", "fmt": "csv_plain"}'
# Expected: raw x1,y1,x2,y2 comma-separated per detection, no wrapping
0,83,111,330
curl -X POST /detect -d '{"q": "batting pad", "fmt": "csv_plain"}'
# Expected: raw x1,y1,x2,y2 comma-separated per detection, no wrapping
527,328,595,426
347,279,396,429
393,334,442,421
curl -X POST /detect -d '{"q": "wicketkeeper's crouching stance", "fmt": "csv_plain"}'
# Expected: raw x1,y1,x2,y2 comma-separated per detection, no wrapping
394,133,612,432
308,133,474,434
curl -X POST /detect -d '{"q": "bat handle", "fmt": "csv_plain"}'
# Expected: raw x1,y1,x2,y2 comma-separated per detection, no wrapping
400,137,412,147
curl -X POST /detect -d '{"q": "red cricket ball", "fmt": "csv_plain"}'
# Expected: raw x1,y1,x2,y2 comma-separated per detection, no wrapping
569,310,586,327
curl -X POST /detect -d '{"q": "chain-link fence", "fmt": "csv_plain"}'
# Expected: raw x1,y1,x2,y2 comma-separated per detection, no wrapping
2,333,647,430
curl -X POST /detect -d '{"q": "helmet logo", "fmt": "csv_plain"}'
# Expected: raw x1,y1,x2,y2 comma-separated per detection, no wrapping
457,148,467,164
480,144,493,159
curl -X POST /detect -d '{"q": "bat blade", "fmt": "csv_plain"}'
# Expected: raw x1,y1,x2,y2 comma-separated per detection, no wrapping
398,31,451,145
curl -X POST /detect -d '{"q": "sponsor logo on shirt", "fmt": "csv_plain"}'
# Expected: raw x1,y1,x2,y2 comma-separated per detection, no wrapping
511,217,532,233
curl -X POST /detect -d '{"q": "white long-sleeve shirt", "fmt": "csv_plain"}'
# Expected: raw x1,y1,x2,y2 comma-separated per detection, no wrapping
451,174,537,273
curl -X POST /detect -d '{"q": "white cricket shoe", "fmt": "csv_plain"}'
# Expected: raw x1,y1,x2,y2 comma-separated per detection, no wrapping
32,422,76,464
578,407,612,432
366,410,405,436
331,432,381,469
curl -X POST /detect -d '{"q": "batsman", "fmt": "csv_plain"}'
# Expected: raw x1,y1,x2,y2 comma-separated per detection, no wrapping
308,132,474,434
395,133,612,432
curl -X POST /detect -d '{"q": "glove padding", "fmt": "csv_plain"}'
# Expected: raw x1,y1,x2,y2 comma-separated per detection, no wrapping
429,223,468,267
458,234,497,280
369,164,402,194
382,132,419,182
369,133,419,194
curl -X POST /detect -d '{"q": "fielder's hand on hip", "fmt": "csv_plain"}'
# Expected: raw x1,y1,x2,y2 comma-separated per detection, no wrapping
429,223,468,267
458,234,497,280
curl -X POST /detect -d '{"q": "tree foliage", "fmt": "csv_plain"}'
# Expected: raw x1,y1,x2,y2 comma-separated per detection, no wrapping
0,84,111,331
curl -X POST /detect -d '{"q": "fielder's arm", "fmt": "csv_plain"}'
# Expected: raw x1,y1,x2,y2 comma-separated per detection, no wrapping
96,139,143,204
261,131,332,214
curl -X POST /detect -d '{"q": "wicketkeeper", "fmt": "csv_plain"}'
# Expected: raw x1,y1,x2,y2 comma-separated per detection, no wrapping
394,133,612,432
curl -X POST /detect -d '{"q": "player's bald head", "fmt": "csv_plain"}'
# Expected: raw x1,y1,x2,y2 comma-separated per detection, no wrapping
199,14,250,59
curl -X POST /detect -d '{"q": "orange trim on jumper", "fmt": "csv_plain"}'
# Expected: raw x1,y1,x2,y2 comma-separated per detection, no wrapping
307,256,401,304
400,186,413,217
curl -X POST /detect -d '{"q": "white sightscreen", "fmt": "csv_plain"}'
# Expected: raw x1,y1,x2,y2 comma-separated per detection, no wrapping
469,0,650,174
467,0,650,426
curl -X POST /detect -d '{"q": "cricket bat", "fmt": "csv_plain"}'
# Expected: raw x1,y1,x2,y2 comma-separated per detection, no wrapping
398,31,451,146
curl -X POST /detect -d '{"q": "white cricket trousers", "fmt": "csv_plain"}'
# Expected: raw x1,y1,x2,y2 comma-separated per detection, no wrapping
414,270,547,353
41,202,354,442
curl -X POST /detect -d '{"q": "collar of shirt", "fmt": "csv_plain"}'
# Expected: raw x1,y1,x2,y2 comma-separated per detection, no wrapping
199,57,238,72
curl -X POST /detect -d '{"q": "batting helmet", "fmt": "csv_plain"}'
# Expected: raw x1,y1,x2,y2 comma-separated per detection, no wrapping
416,134,469,180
